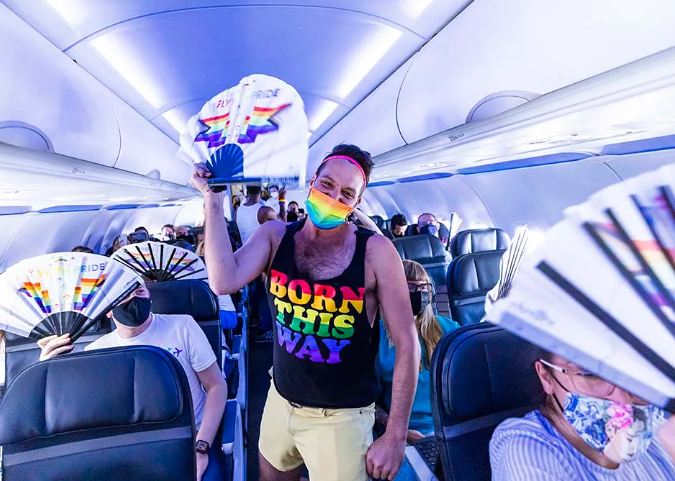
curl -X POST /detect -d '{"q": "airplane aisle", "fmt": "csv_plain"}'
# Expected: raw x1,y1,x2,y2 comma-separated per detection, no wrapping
246,340,274,480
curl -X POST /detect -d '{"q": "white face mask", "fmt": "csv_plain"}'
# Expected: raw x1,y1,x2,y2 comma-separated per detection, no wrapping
270,191,279,199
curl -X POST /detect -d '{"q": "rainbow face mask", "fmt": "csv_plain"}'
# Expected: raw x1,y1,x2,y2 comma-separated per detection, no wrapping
305,187,354,230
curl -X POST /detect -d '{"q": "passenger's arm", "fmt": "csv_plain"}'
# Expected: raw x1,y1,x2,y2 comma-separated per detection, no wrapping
193,164,274,294
366,237,421,480
278,186,287,221
195,362,228,481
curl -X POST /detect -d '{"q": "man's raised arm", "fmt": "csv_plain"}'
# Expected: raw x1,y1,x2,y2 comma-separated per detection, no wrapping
193,164,272,295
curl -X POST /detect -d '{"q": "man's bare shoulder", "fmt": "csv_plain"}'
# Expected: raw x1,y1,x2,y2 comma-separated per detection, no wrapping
364,232,401,267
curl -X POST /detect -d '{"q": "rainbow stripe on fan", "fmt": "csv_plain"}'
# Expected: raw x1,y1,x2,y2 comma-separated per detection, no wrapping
195,103,291,148
305,187,353,230
73,275,107,311
19,282,51,314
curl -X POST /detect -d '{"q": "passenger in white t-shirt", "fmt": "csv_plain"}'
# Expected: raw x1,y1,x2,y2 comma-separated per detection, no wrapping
234,185,265,245
38,284,228,481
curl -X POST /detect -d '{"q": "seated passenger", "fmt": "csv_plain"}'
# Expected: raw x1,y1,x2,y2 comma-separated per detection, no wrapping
104,234,129,256
415,213,449,245
130,226,157,243
162,224,176,241
490,352,675,480
72,246,94,254
38,283,228,481
377,260,459,479
390,214,408,239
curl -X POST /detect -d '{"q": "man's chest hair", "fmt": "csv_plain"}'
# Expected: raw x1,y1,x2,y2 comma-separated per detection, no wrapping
294,237,356,280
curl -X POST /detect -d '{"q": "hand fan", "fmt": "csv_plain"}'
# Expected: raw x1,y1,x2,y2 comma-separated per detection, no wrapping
178,74,308,191
490,164,675,413
0,253,141,340
485,225,530,314
112,242,207,282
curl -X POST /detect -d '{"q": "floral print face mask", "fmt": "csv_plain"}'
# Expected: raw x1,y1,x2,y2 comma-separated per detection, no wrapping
560,392,666,464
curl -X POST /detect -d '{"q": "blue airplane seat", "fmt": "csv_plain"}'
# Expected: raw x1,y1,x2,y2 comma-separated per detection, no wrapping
430,323,543,481
446,250,504,326
450,228,510,258
0,346,196,481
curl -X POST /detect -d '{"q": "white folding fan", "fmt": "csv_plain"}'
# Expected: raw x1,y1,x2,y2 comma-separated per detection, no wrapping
178,74,309,191
112,242,207,282
484,225,531,315
0,253,142,340
490,163,675,413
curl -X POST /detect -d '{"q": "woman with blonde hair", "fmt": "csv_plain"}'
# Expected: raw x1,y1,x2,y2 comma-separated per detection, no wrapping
376,259,459,478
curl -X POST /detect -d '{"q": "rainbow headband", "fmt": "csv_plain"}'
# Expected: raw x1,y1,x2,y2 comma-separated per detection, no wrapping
321,155,367,186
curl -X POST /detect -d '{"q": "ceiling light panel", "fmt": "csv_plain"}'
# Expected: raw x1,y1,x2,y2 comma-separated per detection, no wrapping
336,26,403,100
90,35,164,108
310,100,339,131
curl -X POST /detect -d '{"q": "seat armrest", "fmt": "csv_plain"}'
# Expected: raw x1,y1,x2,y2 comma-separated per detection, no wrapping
405,445,439,481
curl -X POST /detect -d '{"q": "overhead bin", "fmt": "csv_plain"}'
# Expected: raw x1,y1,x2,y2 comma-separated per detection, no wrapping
311,0,675,167
0,4,188,185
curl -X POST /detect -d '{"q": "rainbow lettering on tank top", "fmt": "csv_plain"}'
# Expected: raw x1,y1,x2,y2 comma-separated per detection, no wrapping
269,269,364,364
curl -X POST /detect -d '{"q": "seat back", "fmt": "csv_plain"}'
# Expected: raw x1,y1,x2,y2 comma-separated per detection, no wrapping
369,215,387,231
446,250,503,326
450,228,510,257
148,279,222,366
3,321,112,390
0,346,195,481
431,323,543,481
393,235,451,316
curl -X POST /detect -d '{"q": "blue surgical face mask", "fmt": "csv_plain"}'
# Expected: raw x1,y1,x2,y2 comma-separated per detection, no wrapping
420,224,438,236
558,392,665,464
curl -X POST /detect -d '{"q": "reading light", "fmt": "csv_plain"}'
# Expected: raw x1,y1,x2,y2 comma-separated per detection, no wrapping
90,35,164,108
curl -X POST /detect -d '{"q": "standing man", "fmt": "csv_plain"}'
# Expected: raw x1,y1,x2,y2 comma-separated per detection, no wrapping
234,185,265,245
265,184,288,220
193,144,420,481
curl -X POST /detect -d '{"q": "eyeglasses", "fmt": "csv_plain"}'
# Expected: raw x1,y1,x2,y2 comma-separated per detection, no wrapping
407,282,433,293
540,359,615,397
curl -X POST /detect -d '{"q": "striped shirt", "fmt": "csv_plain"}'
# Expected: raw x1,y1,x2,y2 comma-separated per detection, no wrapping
490,410,675,480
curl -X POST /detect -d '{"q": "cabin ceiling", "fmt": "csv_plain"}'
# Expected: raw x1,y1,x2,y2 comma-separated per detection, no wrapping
1,0,470,145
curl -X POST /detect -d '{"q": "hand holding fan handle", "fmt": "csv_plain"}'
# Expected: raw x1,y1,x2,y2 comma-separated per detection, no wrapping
38,334,74,361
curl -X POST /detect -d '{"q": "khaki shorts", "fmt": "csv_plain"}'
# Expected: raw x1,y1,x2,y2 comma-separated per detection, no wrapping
258,382,375,481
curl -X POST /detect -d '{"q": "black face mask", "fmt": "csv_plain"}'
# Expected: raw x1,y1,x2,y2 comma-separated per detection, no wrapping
410,291,431,317
112,296,152,327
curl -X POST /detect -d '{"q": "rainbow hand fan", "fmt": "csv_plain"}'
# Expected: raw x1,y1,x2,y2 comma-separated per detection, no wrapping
112,242,207,282
178,74,308,191
489,164,675,413
0,253,141,340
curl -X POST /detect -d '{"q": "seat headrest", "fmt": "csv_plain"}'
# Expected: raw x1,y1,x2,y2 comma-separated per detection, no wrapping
0,346,188,445
369,215,386,230
450,228,510,257
447,250,504,297
436,323,544,421
393,235,447,263
148,279,218,323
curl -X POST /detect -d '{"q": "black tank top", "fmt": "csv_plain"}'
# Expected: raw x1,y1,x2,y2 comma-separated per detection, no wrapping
267,220,380,408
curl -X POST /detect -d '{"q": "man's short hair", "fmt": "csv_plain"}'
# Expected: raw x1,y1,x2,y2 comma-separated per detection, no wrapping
288,201,299,207
72,246,94,254
134,226,149,234
268,184,279,191
162,224,175,231
315,144,374,189
391,214,408,227
246,185,262,196
418,213,437,225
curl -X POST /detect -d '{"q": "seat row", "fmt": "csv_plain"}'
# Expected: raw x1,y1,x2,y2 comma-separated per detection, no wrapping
392,227,510,325
0,279,247,481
